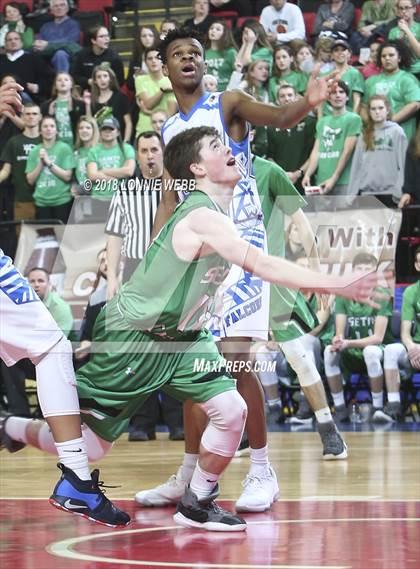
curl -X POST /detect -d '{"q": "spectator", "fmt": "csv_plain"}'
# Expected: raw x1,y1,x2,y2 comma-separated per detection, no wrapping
205,20,238,92
203,73,218,91
325,39,364,114
70,115,99,222
302,81,362,199
351,0,395,54
33,0,81,73
74,248,108,365
0,103,42,224
28,267,73,337
348,94,408,204
25,115,74,223
363,40,420,140
71,26,125,91
382,245,420,422
324,252,394,423
359,40,381,79
135,48,177,136
150,109,168,134
313,0,355,42
209,0,252,17
184,0,215,36
399,122,420,207
41,72,85,146
267,83,316,193
387,0,420,79
159,19,180,41
285,220,305,261
301,36,335,74
260,0,305,45
86,116,135,221
90,63,132,142
235,19,273,70
126,25,160,93
0,2,34,51
293,40,314,72
0,30,53,103
268,45,308,102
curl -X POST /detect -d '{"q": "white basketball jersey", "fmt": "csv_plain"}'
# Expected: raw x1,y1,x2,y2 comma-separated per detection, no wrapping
162,92,269,340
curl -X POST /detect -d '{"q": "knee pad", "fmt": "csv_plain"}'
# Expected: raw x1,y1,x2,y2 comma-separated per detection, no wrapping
82,424,113,462
281,337,321,387
199,391,247,457
363,345,383,377
255,345,278,387
384,343,407,370
36,336,80,418
324,345,341,377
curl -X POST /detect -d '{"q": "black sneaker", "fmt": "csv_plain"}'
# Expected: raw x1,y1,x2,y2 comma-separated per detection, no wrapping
173,485,246,532
334,403,350,423
49,463,131,527
0,411,26,453
289,394,314,424
317,421,348,460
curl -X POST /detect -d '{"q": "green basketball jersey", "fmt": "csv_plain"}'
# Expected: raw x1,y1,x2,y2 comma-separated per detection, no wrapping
114,190,230,340
401,281,420,343
335,291,394,343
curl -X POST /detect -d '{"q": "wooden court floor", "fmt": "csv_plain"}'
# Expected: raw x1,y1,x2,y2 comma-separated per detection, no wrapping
1,430,419,569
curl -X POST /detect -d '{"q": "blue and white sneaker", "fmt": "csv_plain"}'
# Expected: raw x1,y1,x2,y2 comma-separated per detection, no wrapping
49,463,130,527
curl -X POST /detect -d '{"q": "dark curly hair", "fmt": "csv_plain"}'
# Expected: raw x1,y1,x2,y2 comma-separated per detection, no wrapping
158,27,205,64
377,39,413,71
164,126,219,180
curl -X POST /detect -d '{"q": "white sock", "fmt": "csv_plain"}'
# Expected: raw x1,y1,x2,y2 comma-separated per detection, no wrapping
372,391,383,409
249,445,270,476
4,416,31,443
190,463,219,500
388,392,400,403
267,398,281,406
179,452,199,482
315,407,333,424
55,437,90,481
332,392,345,407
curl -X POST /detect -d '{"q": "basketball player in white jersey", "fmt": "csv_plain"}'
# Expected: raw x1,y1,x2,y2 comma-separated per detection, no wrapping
135,28,338,513
0,81,130,528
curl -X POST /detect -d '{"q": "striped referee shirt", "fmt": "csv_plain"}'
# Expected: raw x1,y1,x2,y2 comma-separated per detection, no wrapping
105,174,161,259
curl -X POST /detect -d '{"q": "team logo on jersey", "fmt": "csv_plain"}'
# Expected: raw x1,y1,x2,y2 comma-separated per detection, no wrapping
0,267,39,305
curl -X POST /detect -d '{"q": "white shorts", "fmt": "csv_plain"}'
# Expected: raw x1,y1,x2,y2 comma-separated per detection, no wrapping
209,221,269,341
0,259,63,366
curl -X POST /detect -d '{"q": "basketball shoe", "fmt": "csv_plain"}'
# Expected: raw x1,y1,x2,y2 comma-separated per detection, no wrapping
235,466,279,512
174,485,246,532
317,421,348,460
49,463,130,527
135,466,188,506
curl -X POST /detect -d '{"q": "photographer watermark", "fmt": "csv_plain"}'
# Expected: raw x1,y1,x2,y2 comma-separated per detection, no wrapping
193,358,276,374
81,178,197,193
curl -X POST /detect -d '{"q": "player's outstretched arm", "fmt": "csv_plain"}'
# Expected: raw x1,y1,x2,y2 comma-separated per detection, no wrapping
179,208,386,307
224,66,336,130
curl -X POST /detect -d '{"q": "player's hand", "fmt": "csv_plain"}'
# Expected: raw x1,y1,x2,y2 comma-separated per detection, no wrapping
305,65,339,108
0,81,23,116
337,269,393,309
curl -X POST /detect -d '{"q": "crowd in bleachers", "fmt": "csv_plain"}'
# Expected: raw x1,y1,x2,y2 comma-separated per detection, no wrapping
0,0,419,426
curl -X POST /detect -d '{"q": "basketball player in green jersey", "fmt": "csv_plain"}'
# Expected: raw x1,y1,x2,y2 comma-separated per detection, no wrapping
253,155,347,459
3,127,384,532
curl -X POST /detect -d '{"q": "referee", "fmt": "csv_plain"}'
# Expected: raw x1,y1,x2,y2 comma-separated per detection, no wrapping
106,131,163,295
105,130,184,441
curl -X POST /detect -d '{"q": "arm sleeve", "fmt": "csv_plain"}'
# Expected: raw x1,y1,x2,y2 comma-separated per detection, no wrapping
401,286,416,322
347,136,363,194
335,296,348,315
105,191,125,237
313,6,327,36
112,57,125,86
396,127,408,193
333,3,355,32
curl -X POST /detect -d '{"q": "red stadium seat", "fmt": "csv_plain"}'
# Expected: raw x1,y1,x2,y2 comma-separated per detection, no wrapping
77,0,113,10
209,10,238,19
236,16,260,29
0,0,33,12
303,12,316,40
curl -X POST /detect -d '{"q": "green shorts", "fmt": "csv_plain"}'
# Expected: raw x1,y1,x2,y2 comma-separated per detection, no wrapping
76,309,236,442
270,286,318,343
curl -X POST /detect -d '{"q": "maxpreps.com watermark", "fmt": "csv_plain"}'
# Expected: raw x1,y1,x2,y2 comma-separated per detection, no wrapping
193,358,276,374
82,178,197,193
